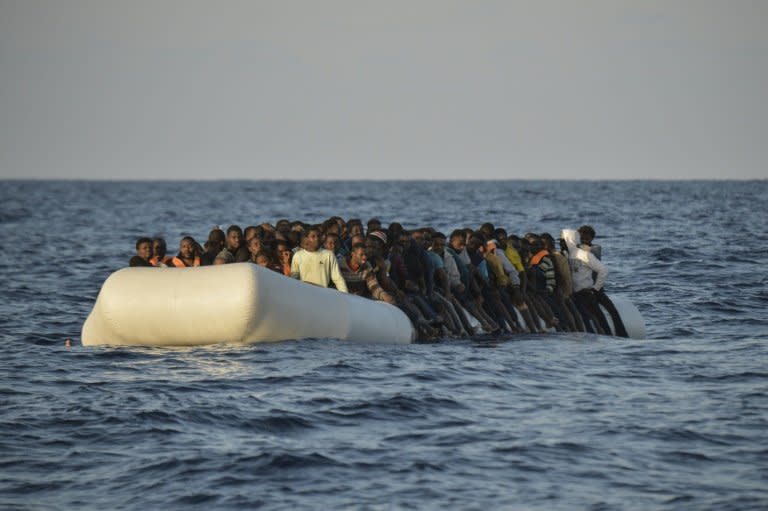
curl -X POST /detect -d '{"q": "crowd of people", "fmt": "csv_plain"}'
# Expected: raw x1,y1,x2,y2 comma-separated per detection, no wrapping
128,217,628,340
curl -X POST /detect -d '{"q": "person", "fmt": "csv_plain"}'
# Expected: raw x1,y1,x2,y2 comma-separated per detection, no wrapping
526,234,571,331
475,236,522,332
364,230,394,289
275,240,293,276
290,227,348,292
246,236,263,263
254,250,282,273
578,225,602,260
214,225,243,265
150,237,173,267
445,229,497,332
541,233,580,331
243,225,260,245
339,242,395,303
170,236,201,267
488,236,539,332
395,229,444,329
427,232,470,336
561,228,612,334
129,237,154,267
232,225,252,262
576,225,628,337
200,228,225,266
366,218,382,237
339,219,364,258
323,232,341,258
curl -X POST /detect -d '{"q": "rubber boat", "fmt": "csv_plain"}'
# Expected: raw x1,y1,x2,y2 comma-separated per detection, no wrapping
81,264,645,347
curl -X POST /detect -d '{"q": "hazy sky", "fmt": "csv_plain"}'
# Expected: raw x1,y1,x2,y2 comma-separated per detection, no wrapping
1,0,766,180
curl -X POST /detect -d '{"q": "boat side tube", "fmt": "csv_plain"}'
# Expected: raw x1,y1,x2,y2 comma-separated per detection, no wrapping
600,295,646,339
81,264,416,347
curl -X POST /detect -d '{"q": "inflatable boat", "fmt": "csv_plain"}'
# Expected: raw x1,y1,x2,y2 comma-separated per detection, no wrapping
81,264,645,347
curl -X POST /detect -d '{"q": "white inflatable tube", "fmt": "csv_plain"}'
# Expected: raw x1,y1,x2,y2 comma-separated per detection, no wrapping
82,264,415,346
602,295,646,339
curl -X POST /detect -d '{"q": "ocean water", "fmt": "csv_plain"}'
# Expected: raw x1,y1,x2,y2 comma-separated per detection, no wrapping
1,180,767,510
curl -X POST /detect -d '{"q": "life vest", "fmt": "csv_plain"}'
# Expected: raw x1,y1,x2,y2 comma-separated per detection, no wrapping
528,249,552,292
149,256,173,267
529,249,549,267
170,256,201,268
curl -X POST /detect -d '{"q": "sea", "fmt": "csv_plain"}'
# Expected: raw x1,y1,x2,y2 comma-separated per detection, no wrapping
1,180,767,510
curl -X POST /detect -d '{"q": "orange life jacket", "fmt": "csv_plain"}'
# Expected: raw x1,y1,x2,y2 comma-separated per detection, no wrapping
170,256,201,268
149,256,174,267
529,249,550,267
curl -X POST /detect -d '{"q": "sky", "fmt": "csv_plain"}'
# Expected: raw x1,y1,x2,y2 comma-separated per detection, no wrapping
1,0,766,180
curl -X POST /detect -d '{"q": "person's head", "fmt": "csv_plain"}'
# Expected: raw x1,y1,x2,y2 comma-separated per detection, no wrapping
431,232,446,254
411,229,430,249
276,219,291,232
286,230,300,248
388,223,404,247
324,232,340,253
349,233,365,247
366,218,382,236
247,236,262,256
152,238,167,259
290,221,306,233
540,232,555,252
526,233,545,254
179,236,196,259
244,225,262,243
302,227,321,252
136,237,153,261
449,229,466,252
206,228,226,253
466,233,486,255
347,219,363,238
276,241,293,265
479,222,495,239
349,242,367,266
331,216,346,237
226,225,243,251
578,225,596,246
254,251,272,268
518,236,530,254
365,230,387,259
485,239,498,254
322,218,340,237
529,236,544,254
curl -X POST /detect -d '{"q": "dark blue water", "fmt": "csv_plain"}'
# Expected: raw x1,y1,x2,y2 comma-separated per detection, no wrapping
2,180,767,510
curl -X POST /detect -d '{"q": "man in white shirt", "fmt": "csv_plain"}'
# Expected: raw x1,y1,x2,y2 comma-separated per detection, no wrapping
290,227,349,293
561,228,611,334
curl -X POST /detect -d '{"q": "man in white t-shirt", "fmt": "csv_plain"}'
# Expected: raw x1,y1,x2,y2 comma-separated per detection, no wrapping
290,227,348,293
